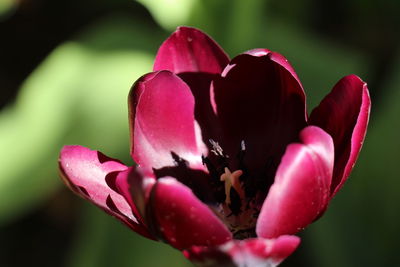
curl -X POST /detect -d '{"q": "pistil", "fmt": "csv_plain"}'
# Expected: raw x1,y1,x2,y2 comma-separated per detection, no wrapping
220,167,244,205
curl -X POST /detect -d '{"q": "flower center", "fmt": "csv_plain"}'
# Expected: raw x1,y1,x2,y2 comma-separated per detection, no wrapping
154,139,277,239
202,139,271,239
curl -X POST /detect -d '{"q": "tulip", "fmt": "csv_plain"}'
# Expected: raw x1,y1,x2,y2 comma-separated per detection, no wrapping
59,27,370,267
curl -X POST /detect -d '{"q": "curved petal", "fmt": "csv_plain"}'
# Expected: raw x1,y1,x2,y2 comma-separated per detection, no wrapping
243,49,302,88
309,75,371,196
153,26,229,74
153,27,229,147
256,126,334,238
59,145,153,238
243,48,271,57
128,70,204,170
211,51,307,175
147,177,232,250
184,236,300,267
113,166,156,223
269,51,303,89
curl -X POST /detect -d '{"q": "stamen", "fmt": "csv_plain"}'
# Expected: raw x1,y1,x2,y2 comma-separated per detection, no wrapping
220,167,244,205
238,140,246,165
209,139,226,157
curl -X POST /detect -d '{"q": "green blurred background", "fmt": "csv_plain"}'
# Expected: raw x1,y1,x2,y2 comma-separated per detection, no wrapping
0,0,399,266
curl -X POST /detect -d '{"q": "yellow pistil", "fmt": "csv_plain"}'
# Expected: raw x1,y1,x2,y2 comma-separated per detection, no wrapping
220,167,244,205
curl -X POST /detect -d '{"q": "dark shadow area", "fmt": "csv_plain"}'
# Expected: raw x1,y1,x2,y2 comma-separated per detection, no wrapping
178,72,222,144
153,152,222,205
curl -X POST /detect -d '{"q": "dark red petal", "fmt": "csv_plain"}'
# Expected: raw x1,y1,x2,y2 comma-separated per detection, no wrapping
268,51,303,89
256,126,334,238
59,145,153,238
309,74,371,196
128,71,204,170
178,71,222,150
243,49,302,89
153,26,229,74
211,51,307,173
184,236,300,267
148,177,232,250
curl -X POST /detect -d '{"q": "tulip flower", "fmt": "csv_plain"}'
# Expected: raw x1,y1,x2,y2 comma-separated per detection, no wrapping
59,27,370,267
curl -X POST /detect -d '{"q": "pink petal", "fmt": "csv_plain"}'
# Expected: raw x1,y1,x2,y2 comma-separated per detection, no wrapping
211,51,307,173
256,126,334,238
113,166,156,223
59,145,153,238
184,236,300,267
243,48,271,57
152,26,230,147
153,26,229,74
309,74,371,196
152,27,229,146
147,177,232,250
128,71,204,170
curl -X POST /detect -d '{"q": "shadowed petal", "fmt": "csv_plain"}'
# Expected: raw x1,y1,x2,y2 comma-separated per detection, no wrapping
243,49,302,88
256,126,334,238
184,236,300,267
129,71,204,170
309,75,371,196
178,72,222,152
147,177,232,250
59,145,153,238
154,26,229,74
211,50,307,177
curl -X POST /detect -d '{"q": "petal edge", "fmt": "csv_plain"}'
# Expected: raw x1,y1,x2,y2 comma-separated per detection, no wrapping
154,26,229,74
147,177,232,250
309,74,371,196
184,236,300,267
256,126,334,238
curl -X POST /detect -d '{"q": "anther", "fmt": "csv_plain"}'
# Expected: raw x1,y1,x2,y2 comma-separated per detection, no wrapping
209,139,225,157
238,140,246,165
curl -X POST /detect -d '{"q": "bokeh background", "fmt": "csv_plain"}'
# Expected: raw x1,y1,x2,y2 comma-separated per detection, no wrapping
1,0,399,266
